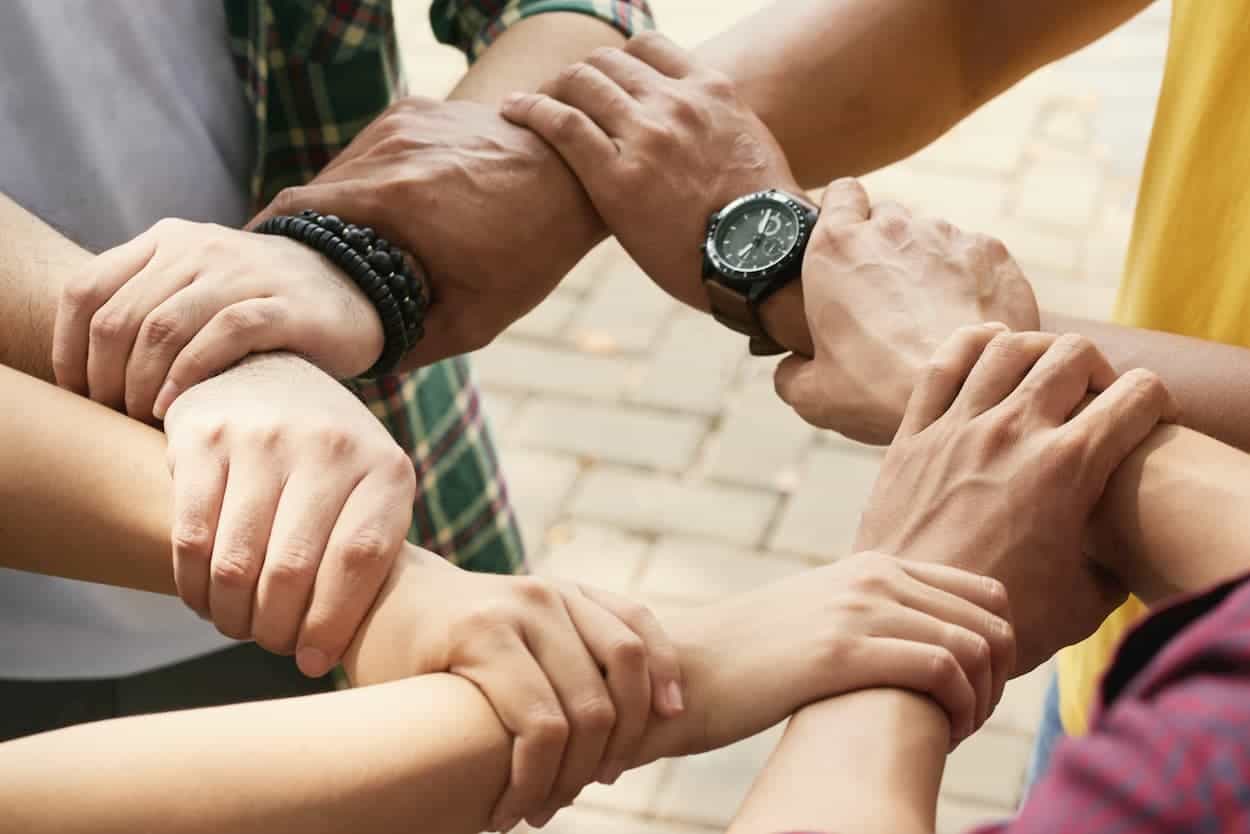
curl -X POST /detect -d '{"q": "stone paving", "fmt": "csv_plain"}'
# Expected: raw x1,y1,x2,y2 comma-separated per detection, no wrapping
394,1,1173,830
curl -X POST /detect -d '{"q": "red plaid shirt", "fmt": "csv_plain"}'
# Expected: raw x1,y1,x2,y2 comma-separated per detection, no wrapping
787,571,1250,834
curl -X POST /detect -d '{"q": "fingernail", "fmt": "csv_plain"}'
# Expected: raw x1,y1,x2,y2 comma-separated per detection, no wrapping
153,380,180,419
985,321,1010,333
664,680,685,715
296,647,331,678
500,92,524,110
496,815,522,832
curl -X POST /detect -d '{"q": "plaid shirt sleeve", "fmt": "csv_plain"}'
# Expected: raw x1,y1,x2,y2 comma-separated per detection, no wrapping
778,572,1250,834
429,0,655,62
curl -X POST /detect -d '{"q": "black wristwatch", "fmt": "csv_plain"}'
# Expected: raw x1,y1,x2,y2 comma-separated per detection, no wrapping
702,189,818,355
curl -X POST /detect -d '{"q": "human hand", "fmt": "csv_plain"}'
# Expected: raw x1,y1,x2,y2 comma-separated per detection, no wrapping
52,219,384,421
500,32,800,312
345,548,684,831
855,325,1179,673
162,353,414,677
253,97,603,368
774,180,1041,445
666,552,1013,756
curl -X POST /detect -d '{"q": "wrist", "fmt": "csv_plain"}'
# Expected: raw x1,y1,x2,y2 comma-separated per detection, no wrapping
344,546,447,685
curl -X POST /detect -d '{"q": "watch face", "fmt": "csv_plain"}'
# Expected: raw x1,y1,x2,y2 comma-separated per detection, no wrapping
713,198,802,274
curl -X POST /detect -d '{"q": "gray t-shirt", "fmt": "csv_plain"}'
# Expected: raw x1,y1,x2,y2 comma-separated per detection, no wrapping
0,1,255,678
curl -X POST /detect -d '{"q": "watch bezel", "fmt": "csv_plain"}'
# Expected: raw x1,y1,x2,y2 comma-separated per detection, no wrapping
704,189,814,290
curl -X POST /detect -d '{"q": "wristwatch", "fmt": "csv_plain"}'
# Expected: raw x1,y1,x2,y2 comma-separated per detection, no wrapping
702,189,818,355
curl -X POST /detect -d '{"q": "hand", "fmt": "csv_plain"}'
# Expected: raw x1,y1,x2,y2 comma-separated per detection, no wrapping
162,353,414,677
668,552,1014,754
774,180,1041,445
855,325,1179,673
345,548,684,831
500,32,800,311
52,219,384,421
253,97,604,367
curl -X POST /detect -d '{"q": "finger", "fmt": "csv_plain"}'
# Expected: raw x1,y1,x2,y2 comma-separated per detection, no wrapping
1070,368,1179,487
154,299,293,420
249,465,360,657
208,453,285,640
294,463,412,677
953,331,1056,416
1011,334,1118,425
846,635,976,744
893,568,1015,727
556,592,650,790
817,177,871,227
622,31,695,78
500,93,619,177
519,593,617,828
456,629,568,834
543,61,643,135
578,585,684,718
86,256,195,412
169,444,228,619
53,235,160,396
898,323,1010,437
773,355,832,429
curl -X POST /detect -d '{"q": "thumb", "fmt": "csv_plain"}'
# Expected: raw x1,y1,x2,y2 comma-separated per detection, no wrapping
817,177,871,227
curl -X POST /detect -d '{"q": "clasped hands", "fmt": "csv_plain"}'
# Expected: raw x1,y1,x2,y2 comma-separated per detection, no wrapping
46,30,1179,830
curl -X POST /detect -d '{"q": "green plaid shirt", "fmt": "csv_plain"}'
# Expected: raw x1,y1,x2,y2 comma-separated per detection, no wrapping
222,0,653,574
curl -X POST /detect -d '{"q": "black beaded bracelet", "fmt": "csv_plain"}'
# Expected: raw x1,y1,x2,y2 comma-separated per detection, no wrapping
254,211,430,378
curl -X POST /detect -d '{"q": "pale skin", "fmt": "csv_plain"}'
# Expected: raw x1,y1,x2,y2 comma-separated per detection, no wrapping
0,358,1022,834
5,325,1240,834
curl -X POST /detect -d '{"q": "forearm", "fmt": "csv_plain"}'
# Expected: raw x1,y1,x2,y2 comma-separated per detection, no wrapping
731,690,948,834
1045,311,1250,453
0,193,90,381
0,674,510,834
448,12,627,105
698,0,1150,187
1093,424,1250,606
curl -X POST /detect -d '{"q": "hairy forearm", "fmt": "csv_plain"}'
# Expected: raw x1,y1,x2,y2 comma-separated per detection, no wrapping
698,0,1150,187
0,673,511,834
0,193,90,381
731,689,947,834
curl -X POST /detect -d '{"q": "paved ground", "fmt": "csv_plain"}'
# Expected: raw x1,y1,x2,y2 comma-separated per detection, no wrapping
394,2,1173,830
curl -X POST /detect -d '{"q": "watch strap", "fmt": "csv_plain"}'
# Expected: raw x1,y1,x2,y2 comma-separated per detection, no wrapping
704,280,786,356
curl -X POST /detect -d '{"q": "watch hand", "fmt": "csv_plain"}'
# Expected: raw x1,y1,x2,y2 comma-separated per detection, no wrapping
758,209,773,234
737,242,755,256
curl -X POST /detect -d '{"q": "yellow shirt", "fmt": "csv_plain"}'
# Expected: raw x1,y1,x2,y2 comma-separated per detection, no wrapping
1057,0,1250,735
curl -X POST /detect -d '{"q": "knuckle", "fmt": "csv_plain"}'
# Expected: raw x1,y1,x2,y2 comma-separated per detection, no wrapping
606,633,647,668
980,575,1010,614
220,302,276,335
460,600,514,633
699,68,736,99
1126,367,1168,401
571,695,616,733
874,213,910,242
264,546,320,589
526,709,570,748
554,61,592,92
336,527,393,574
977,234,1012,263
636,119,678,151
245,424,284,452
137,311,184,349
315,427,358,460
211,550,261,590
926,646,962,689
89,308,131,343
585,46,620,66
514,577,560,609
628,30,665,51
171,523,213,564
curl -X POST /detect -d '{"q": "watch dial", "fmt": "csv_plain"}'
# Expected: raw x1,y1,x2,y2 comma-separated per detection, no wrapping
714,199,801,274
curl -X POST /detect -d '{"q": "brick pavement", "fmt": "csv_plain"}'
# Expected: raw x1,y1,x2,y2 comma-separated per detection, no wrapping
393,1,1173,830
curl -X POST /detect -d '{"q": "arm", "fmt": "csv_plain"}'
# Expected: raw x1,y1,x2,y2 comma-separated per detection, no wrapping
0,673,512,834
0,192,88,381
699,0,1151,186
730,689,948,834
1044,312,1250,453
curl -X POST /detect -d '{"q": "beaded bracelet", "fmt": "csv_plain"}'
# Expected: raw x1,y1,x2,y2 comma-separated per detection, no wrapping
254,211,430,378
